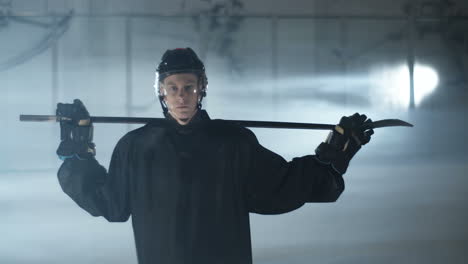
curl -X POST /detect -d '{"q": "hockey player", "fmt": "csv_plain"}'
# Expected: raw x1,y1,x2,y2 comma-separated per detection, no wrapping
56,47,373,264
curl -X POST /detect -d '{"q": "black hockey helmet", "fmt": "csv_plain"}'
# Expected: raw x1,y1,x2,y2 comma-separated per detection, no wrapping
154,48,208,115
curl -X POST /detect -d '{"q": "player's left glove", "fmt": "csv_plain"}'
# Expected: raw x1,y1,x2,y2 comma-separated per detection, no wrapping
315,113,374,174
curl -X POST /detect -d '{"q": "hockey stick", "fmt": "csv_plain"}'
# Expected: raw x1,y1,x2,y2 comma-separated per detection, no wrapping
19,114,413,130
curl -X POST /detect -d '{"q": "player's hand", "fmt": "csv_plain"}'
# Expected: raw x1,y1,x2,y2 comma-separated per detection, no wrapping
56,99,95,160
336,113,374,150
315,113,374,174
56,99,91,127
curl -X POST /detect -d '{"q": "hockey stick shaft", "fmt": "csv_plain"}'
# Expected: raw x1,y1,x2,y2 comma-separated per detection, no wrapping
19,114,413,130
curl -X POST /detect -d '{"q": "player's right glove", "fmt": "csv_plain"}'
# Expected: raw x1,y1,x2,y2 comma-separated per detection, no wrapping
315,113,374,174
56,99,96,160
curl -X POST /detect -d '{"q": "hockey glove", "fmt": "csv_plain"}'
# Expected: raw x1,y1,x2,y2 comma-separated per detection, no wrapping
56,99,96,160
315,113,374,174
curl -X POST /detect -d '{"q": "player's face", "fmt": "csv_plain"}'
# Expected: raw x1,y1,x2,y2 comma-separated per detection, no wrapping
160,73,201,125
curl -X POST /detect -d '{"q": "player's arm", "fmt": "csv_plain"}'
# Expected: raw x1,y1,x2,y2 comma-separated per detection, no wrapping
56,99,130,222
244,113,373,214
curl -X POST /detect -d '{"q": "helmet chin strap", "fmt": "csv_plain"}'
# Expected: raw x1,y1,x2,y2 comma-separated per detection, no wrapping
158,95,170,118
197,95,203,110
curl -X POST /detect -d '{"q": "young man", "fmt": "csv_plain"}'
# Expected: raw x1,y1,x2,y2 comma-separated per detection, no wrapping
56,48,373,264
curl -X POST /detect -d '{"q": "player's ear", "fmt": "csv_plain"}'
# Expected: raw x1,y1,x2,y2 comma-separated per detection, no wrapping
159,83,166,97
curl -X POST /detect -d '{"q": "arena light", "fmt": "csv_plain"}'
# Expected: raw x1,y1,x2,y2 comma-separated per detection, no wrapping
395,64,439,107
372,64,439,108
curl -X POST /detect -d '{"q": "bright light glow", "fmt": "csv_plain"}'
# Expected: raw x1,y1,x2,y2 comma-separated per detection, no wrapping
372,64,439,108
396,64,439,106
